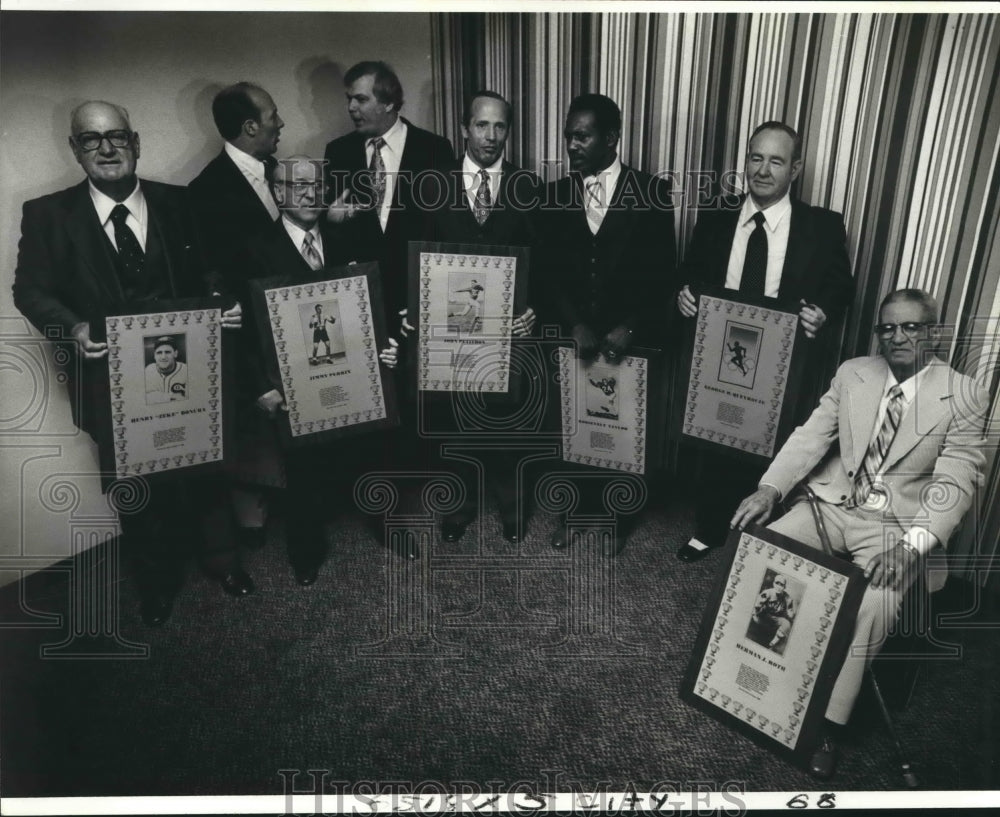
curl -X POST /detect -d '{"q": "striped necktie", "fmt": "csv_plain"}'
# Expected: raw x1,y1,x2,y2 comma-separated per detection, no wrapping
585,178,605,235
301,232,323,271
849,385,905,507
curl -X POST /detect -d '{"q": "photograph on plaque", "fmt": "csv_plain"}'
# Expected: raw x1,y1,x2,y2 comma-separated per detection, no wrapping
409,242,528,394
682,292,802,461
558,347,650,474
251,263,398,447
680,525,865,765
100,300,230,484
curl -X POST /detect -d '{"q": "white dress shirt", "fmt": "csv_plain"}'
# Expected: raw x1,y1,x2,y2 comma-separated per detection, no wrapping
582,155,623,231
462,152,503,213
224,141,279,221
281,216,324,268
365,116,407,232
724,192,793,297
90,180,148,251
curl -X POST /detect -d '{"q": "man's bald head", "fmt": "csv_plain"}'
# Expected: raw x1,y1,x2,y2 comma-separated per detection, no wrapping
70,101,132,135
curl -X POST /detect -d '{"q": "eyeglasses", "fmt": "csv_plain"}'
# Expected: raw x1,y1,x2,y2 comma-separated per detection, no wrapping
874,322,930,339
72,130,134,152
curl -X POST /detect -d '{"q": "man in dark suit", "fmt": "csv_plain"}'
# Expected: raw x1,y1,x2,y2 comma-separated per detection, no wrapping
323,60,454,317
731,288,989,778
674,121,854,562
12,100,246,625
243,156,400,584
419,91,543,544
188,82,286,553
541,93,676,553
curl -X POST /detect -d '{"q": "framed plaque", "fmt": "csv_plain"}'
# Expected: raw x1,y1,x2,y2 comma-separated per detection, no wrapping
680,289,806,464
558,346,661,475
408,241,529,395
97,297,234,489
680,524,865,767
250,263,399,448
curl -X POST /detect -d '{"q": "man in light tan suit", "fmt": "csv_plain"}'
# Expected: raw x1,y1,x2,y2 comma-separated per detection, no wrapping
731,288,990,780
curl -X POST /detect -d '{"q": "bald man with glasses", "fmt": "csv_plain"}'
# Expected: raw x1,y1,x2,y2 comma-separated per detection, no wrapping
730,287,990,780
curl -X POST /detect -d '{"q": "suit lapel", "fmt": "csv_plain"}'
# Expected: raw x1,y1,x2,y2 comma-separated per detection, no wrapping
142,181,183,296
845,356,888,467
779,200,809,299
712,207,741,287
65,181,124,305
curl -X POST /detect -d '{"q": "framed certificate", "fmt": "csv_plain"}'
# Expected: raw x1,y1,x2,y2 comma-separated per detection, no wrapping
408,241,529,396
97,297,234,489
680,524,865,767
680,289,806,464
250,263,399,448
558,346,661,475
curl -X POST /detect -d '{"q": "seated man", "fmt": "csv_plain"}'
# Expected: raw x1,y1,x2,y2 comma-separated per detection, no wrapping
731,288,989,779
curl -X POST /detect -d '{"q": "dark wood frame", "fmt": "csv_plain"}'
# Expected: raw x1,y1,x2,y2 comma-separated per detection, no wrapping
250,263,399,449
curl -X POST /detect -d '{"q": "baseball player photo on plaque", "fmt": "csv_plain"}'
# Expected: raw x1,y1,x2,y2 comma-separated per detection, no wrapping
680,524,865,769
96,296,235,489
408,241,529,398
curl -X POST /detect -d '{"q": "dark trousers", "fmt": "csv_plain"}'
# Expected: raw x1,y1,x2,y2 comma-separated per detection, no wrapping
113,476,237,597
691,448,765,544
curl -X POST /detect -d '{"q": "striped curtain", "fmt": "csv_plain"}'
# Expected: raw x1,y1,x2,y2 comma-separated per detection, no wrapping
433,11,1000,585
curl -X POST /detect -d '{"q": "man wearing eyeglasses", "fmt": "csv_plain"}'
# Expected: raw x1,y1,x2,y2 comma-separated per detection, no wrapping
12,100,244,626
730,287,990,779
242,156,400,584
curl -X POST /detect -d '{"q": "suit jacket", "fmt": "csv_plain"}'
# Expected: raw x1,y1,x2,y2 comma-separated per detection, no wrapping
12,178,214,437
681,197,853,320
323,118,454,315
431,158,542,302
761,355,989,582
187,149,279,303
541,165,676,349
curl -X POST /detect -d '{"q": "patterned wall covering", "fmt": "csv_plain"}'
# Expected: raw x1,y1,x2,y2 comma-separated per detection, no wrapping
433,11,1000,585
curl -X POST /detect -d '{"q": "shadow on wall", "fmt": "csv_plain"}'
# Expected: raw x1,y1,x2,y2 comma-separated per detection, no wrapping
173,80,225,185
295,57,348,157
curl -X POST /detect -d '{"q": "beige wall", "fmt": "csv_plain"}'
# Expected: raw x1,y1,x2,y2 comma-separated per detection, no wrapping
0,10,436,586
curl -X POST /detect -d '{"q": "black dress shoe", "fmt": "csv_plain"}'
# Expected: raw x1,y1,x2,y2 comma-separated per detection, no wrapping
219,569,255,597
441,519,469,542
676,536,715,562
294,565,319,586
809,734,838,780
550,524,569,550
140,593,173,627
501,519,521,543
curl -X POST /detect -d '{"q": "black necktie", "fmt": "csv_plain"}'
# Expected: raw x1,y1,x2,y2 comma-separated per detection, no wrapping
109,204,145,291
740,211,767,298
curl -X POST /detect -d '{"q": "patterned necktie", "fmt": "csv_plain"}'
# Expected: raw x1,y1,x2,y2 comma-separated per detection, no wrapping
301,232,323,271
474,168,492,226
850,385,905,507
368,136,386,215
109,204,145,290
740,211,768,297
585,178,604,235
